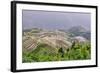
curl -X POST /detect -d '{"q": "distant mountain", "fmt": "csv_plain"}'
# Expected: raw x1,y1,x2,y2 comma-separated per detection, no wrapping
23,28,42,32
68,26,91,40
68,26,89,33
23,29,31,32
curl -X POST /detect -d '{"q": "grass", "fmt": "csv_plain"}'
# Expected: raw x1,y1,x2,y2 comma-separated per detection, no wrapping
22,42,91,63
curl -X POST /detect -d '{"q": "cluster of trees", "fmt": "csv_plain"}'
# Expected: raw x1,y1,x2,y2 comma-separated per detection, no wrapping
22,42,91,63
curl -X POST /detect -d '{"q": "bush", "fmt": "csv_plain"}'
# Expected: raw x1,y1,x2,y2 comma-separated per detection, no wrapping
22,42,91,63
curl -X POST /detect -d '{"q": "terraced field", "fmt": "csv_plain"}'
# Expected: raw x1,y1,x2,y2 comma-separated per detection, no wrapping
23,31,72,52
23,37,38,50
22,28,91,62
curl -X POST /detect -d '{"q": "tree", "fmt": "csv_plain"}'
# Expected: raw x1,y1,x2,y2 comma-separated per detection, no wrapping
58,47,64,57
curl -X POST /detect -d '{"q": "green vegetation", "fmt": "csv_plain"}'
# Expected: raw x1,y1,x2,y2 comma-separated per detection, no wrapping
22,42,91,63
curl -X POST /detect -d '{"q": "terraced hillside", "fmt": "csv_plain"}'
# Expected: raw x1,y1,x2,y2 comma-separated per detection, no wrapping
22,28,91,62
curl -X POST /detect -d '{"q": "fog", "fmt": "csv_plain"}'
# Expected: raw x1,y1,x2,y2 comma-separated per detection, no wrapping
22,10,91,31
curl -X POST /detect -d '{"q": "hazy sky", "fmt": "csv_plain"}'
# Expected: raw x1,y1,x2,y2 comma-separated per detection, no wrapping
22,10,91,31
